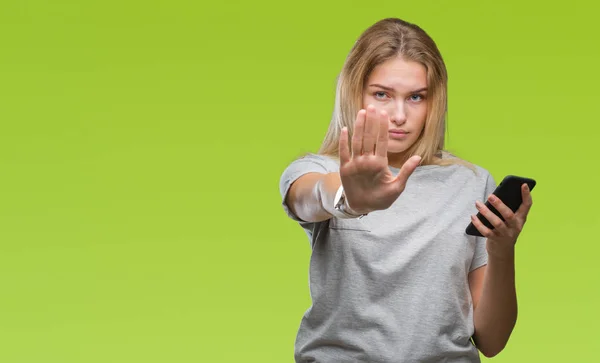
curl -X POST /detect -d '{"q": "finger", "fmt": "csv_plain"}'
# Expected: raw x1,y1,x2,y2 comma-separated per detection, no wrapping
475,200,505,230
351,109,366,157
339,127,350,166
393,155,422,191
375,109,389,157
516,183,533,217
487,194,516,225
362,105,377,155
471,214,493,238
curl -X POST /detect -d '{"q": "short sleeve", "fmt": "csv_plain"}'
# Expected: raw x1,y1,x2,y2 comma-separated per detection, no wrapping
278,153,339,222
469,171,497,272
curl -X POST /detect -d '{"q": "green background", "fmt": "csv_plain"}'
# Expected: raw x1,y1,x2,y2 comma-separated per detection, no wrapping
1,0,598,362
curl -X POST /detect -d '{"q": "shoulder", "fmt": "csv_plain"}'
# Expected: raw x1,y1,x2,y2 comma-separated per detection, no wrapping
443,153,497,195
283,152,340,173
278,152,340,199
433,152,495,191
440,152,491,177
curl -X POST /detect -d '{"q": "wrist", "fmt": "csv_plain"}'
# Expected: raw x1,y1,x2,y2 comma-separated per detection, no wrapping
333,185,369,219
344,196,368,216
486,242,516,263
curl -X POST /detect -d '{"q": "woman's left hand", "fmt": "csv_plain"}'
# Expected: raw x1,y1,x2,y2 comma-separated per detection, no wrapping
470,183,534,260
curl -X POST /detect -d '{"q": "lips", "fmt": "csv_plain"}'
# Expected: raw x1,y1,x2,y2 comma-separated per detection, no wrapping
388,129,409,140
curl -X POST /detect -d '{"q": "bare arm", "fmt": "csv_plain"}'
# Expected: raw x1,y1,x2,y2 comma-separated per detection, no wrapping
469,256,517,358
285,172,342,223
469,183,534,357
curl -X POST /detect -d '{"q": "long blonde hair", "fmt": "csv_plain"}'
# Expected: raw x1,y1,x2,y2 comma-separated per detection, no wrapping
318,18,472,169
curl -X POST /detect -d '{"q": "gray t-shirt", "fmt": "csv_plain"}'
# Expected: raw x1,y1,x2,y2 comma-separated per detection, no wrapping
279,153,496,363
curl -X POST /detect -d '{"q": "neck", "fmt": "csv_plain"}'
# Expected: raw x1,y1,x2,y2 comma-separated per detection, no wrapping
388,152,443,169
387,152,412,169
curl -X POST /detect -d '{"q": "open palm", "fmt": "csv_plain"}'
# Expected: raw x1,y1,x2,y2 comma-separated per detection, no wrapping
338,105,422,214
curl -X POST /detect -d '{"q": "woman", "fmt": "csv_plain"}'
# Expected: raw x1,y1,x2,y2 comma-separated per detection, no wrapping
279,18,533,362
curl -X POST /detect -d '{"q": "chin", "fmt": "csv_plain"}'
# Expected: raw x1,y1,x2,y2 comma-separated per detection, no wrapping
386,141,413,154
386,148,406,154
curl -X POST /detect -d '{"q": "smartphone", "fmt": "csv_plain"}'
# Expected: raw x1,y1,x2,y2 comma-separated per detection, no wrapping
465,175,537,237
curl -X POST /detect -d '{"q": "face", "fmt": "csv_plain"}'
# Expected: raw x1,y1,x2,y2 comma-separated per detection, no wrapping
362,56,428,156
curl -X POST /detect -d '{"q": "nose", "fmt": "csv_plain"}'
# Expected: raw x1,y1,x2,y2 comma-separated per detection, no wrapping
389,101,407,125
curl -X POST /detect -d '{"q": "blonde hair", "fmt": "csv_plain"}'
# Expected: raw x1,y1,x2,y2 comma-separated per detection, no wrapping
318,18,473,169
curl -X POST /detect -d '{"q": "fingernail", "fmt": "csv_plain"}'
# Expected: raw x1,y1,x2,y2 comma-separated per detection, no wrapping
489,195,497,202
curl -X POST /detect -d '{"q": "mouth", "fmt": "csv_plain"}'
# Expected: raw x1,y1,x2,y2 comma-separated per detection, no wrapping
388,130,408,139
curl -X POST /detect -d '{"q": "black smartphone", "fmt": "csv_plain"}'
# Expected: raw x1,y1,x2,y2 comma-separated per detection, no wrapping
465,175,537,237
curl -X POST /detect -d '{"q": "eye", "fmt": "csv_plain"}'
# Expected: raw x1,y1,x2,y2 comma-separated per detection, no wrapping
374,91,389,100
409,94,425,102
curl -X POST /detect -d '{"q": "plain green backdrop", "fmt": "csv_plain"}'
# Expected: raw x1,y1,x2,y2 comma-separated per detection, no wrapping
0,0,598,362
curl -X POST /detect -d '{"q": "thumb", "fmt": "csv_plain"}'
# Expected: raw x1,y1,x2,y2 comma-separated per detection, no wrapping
394,155,422,191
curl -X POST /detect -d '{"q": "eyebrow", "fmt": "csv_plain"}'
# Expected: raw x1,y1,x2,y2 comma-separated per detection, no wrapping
369,84,428,93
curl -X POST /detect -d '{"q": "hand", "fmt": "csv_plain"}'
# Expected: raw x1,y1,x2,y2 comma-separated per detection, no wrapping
470,184,534,260
338,104,421,214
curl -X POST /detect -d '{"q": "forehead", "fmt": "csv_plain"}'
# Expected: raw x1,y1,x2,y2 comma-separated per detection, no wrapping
367,57,427,89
